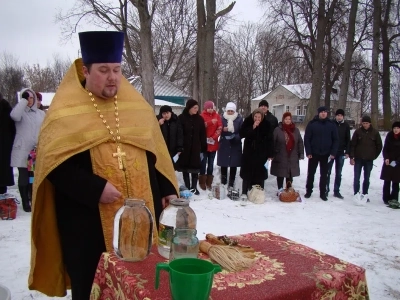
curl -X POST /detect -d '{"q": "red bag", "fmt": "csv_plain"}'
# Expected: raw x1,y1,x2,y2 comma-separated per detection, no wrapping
0,195,19,220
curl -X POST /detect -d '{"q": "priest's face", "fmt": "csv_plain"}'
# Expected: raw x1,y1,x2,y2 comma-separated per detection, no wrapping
83,63,122,99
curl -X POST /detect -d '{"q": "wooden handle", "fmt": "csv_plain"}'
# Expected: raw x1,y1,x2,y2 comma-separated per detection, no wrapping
199,241,212,254
206,234,225,245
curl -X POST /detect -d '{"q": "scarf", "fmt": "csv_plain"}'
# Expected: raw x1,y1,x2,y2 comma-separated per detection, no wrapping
223,111,238,133
394,133,400,140
283,123,295,154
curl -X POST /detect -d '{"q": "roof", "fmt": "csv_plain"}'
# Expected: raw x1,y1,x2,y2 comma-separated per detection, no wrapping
19,92,183,107
252,91,271,101
154,99,184,107
281,84,360,102
129,73,191,98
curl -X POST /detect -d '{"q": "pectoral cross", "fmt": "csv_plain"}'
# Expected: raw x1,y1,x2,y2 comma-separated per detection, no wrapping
113,145,126,170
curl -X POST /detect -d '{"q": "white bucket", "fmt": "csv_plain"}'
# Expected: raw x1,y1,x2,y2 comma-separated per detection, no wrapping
0,283,11,300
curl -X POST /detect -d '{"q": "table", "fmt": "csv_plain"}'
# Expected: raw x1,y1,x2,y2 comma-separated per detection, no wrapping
90,231,369,300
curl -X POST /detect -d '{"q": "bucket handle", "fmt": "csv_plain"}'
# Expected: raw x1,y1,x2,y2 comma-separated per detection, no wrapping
155,263,170,289
213,264,222,274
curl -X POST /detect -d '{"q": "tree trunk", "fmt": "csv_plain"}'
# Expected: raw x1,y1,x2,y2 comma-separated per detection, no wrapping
370,0,381,128
381,0,392,130
338,0,359,111
324,31,333,112
305,0,327,123
194,0,235,107
134,0,155,107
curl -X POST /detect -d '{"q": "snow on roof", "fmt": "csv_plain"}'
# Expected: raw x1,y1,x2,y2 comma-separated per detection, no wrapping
252,91,271,101
155,99,184,107
281,84,360,102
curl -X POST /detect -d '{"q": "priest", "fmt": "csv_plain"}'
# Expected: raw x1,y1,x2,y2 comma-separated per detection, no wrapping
28,31,178,299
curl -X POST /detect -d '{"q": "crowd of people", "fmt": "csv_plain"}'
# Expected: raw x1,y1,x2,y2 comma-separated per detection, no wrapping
158,100,399,204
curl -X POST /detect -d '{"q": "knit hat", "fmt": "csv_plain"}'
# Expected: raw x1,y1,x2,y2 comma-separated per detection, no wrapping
335,109,344,116
317,106,327,113
225,102,236,112
361,115,371,123
392,121,400,129
185,99,198,110
282,111,292,121
204,100,214,110
258,100,269,108
159,105,172,115
35,92,42,101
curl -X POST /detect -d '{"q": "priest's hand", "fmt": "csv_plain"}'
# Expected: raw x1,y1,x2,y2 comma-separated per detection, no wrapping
100,182,122,204
162,194,177,208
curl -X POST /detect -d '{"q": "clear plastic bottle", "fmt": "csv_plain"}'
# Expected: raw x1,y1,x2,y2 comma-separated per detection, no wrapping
157,199,197,259
113,199,154,261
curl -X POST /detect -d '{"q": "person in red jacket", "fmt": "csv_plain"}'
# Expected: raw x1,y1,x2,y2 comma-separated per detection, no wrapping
200,100,222,190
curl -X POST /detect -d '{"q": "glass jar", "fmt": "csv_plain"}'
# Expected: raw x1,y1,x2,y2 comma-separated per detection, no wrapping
240,194,248,206
170,228,199,260
113,199,154,261
158,199,197,259
212,183,226,200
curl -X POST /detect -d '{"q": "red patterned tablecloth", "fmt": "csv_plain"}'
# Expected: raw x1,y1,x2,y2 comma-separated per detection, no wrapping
90,231,369,300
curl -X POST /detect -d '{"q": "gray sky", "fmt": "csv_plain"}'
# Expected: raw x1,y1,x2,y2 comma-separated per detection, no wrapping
0,0,264,66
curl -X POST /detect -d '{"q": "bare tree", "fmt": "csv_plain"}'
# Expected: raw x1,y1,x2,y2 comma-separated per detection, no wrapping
0,52,26,106
338,0,359,111
380,0,400,129
370,0,381,128
193,0,236,107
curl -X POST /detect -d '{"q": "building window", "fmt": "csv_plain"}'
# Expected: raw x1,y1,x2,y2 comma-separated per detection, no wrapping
303,105,307,116
296,106,301,115
285,105,290,112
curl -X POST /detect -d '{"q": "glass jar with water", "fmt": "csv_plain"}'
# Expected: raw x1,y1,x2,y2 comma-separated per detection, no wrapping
157,199,197,259
170,228,199,260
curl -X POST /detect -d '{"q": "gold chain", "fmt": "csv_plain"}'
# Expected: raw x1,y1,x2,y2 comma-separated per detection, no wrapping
89,91,121,143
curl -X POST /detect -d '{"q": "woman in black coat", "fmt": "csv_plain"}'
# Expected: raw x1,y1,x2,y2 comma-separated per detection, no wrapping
157,105,184,169
177,99,207,195
380,121,400,204
0,95,16,194
239,108,274,195
217,102,243,188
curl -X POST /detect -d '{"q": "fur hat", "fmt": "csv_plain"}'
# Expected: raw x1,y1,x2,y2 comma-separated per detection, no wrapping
258,100,269,108
282,111,292,121
204,100,214,110
317,106,327,113
159,105,172,115
335,109,344,116
225,102,236,112
392,121,400,129
185,99,198,111
361,115,371,123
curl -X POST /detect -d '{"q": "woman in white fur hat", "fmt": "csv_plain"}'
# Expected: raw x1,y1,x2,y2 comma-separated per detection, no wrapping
217,102,243,188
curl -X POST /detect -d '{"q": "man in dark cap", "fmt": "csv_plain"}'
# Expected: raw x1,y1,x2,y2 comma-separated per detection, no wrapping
29,31,178,299
258,100,278,130
326,109,351,199
304,106,339,201
350,115,382,203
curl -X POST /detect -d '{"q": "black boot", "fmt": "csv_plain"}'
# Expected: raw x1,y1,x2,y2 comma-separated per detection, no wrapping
191,173,200,195
19,185,31,212
182,172,190,190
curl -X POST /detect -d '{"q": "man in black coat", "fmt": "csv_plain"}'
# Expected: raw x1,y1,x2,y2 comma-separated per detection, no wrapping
0,93,16,194
258,100,278,130
304,106,339,201
326,109,351,199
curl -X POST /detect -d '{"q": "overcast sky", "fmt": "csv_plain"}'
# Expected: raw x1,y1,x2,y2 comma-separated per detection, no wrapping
0,0,264,66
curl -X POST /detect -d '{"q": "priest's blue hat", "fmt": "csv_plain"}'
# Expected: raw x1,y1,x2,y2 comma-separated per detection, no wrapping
78,31,124,64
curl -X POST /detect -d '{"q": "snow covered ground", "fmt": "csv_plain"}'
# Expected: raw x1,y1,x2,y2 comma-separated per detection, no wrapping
1,131,399,299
